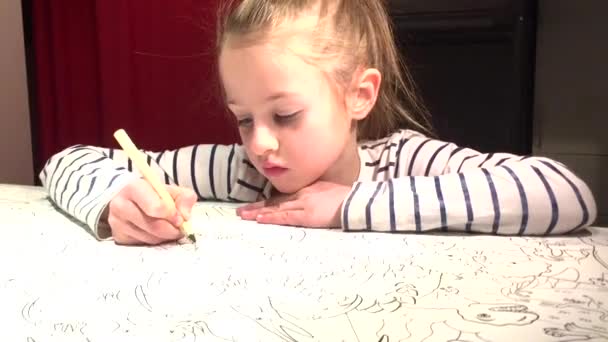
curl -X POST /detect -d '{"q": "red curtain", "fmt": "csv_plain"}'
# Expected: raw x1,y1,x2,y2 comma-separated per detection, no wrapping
31,0,239,177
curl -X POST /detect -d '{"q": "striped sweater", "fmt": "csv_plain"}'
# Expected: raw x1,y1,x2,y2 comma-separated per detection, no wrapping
40,129,597,238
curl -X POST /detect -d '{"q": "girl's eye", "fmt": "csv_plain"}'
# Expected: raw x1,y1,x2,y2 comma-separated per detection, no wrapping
274,111,300,124
237,117,253,127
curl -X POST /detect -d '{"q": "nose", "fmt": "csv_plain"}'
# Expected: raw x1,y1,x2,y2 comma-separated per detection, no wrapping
249,125,278,158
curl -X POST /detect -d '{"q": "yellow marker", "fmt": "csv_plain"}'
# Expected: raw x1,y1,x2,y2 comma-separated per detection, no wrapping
113,129,196,243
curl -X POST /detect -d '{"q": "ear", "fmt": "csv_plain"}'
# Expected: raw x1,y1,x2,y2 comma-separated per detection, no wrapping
347,68,381,121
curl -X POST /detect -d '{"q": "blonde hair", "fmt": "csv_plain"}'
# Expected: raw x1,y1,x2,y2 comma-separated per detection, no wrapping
216,0,434,140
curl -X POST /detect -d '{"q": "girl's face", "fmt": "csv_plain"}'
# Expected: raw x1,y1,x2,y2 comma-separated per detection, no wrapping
219,40,360,194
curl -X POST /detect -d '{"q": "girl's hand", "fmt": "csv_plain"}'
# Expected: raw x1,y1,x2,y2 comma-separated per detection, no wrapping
106,179,197,245
236,181,352,228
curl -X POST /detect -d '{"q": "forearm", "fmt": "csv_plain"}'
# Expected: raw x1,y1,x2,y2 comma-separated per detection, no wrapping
341,158,597,235
40,145,138,238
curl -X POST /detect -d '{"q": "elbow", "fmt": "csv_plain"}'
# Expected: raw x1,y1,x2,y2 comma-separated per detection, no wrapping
577,178,598,228
534,157,599,233
39,144,88,188
559,176,598,233
573,173,598,227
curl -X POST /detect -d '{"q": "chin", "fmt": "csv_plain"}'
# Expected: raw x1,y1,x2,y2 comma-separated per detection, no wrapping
269,180,307,195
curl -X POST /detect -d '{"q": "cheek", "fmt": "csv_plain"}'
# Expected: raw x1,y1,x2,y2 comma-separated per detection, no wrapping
286,131,336,164
240,135,259,164
238,129,250,144
238,132,251,151
295,111,350,154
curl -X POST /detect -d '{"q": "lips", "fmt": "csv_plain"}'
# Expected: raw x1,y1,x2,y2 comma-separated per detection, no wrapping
262,162,287,177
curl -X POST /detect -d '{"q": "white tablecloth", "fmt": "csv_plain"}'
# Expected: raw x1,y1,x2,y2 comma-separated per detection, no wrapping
1,184,607,341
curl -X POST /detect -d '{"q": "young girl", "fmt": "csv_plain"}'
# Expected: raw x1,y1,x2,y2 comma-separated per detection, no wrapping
40,0,596,245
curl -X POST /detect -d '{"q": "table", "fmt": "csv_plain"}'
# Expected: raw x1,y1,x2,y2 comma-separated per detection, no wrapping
1,184,607,341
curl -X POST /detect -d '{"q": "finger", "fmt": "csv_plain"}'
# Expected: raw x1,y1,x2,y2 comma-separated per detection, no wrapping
239,210,257,221
111,218,165,245
107,216,133,245
114,198,183,241
239,202,291,220
107,199,139,244
123,221,167,245
256,200,302,215
256,210,306,227
236,200,267,215
237,194,298,218
167,186,197,221
237,191,295,214
112,230,140,245
123,179,174,219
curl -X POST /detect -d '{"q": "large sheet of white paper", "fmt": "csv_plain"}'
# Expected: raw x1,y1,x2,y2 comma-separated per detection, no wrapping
1,184,607,341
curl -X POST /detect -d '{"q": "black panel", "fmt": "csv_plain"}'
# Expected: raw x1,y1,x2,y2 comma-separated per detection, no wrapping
389,0,537,154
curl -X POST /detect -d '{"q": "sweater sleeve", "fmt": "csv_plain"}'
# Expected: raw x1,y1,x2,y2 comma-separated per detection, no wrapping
342,131,597,235
40,143,268,239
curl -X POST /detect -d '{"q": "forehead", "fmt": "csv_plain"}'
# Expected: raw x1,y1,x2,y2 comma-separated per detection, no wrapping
219,42,326,106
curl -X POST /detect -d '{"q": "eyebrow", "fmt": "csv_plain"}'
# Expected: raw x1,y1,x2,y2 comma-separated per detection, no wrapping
227,91,298,106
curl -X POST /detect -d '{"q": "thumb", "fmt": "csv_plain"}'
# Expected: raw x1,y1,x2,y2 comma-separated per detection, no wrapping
167,186,197,221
